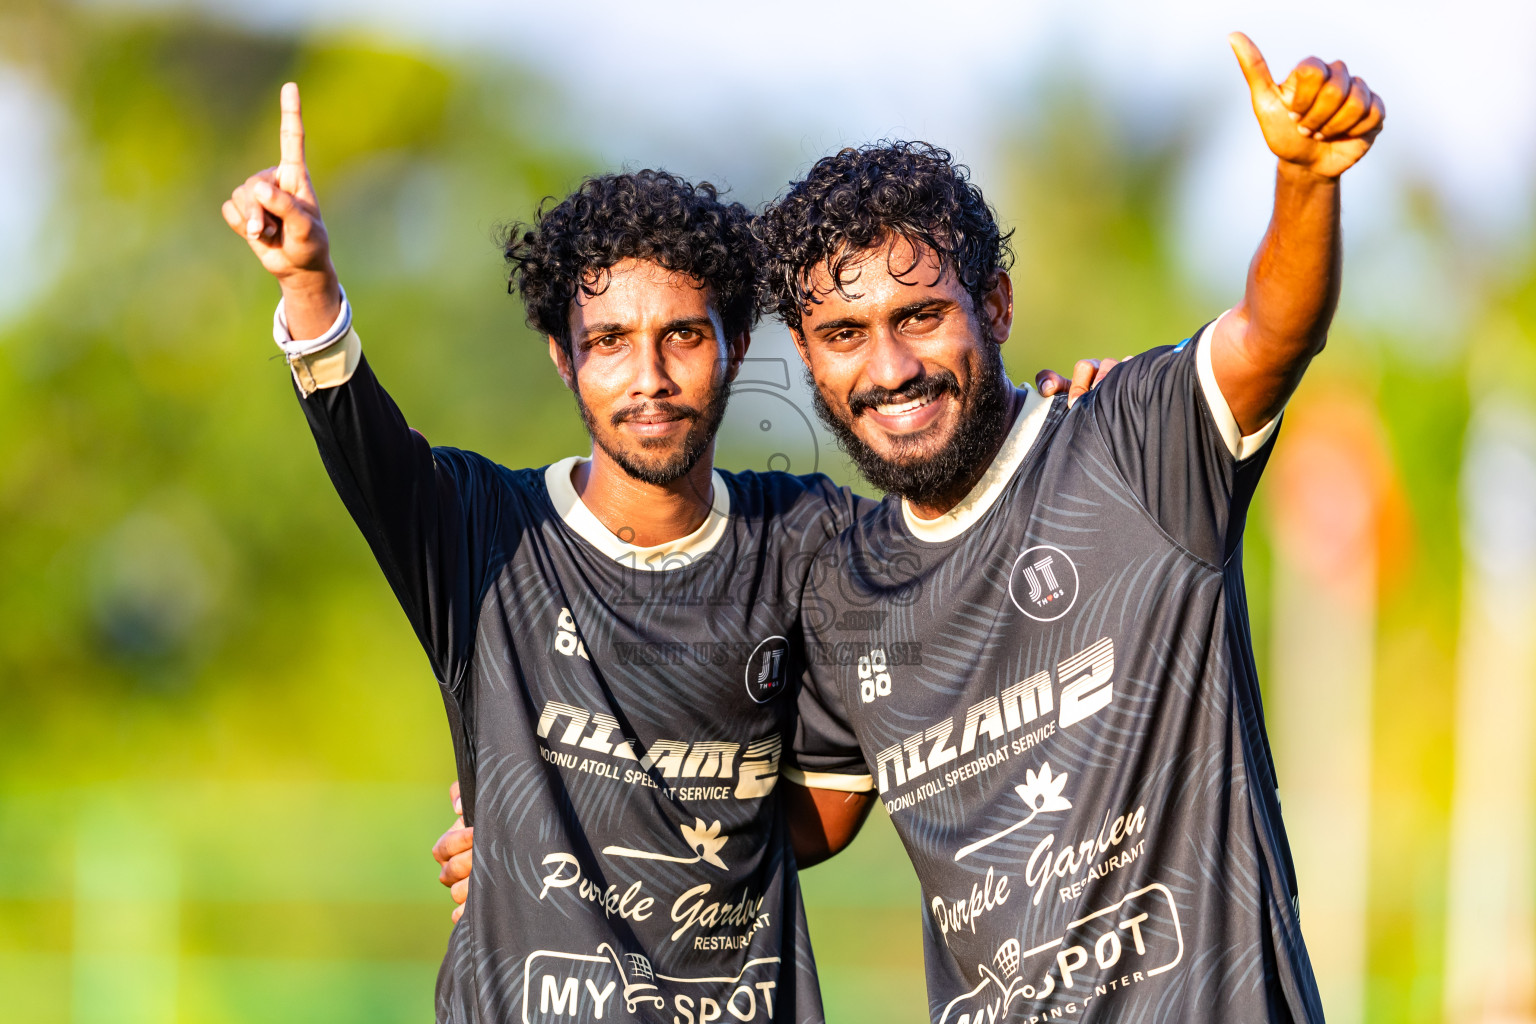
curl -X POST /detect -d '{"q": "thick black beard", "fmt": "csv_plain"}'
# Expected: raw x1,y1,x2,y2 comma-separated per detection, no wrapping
809,342,1012,508
575,376,731,487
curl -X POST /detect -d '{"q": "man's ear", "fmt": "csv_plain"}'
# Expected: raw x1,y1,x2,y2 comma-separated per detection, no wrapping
548,336,576,391
723,330,751,383
789,328,812,371
981,271,1014,346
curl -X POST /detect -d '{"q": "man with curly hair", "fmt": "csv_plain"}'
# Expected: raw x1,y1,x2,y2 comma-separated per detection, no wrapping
220,85,890,1024
771,35,1383,1024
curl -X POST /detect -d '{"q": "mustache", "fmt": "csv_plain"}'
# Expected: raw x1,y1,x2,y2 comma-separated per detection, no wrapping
609,400,702,428
846,370,961,417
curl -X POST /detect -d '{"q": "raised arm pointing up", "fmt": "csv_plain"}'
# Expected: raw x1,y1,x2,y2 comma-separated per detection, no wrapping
219,82,341,340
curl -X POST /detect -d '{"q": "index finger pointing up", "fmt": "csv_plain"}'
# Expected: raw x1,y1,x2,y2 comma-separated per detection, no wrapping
278,82,308,192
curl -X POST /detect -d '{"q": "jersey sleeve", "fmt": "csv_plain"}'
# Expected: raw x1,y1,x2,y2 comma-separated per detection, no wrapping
1086,313,1281,566
784,534,875,793
288,323,508,693
786,674,873,792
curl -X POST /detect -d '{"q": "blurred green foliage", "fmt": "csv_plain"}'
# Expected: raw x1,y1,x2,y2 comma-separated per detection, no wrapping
0,3,1519,1023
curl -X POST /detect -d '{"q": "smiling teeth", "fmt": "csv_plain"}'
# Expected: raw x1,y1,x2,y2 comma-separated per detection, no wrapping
876,395,934,416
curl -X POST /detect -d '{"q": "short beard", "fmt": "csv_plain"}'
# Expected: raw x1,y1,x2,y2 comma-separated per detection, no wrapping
576,376,731,487
809,342,1011,508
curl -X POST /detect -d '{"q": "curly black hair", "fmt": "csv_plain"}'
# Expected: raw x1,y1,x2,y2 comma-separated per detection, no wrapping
756,141,1014,332
501,170,759,354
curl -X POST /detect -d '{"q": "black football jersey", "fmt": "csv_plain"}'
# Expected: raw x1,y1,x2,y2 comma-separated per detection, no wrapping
792,321,1324,1023
295,348,866,1024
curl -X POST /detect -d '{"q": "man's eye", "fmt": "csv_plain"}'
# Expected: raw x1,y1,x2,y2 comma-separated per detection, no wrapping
674,329,699,342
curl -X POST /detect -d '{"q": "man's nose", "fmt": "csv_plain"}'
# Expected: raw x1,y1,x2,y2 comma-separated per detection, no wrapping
863,327,925,393
630,339,681,398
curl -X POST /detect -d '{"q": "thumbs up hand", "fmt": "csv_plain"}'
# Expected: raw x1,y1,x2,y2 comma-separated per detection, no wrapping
220,82,340,337
1230,32,1385,179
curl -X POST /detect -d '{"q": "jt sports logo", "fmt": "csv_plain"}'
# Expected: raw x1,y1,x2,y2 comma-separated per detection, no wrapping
1009,546,1079,622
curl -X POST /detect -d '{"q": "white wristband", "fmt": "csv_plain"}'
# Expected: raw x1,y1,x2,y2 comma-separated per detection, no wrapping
273,284,352,358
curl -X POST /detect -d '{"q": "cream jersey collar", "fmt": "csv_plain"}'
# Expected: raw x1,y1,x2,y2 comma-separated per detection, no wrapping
544,456,731,569
900,384,1052,543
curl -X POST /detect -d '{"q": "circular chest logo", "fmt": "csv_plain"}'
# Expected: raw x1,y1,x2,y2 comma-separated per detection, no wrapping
1008,545,1079,621
745,635,791,703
